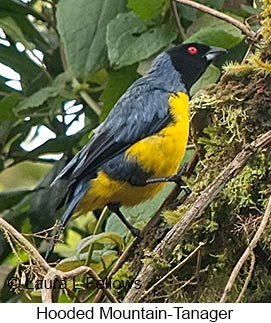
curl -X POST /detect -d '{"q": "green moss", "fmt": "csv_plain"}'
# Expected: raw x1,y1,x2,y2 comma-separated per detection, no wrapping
142,249,171,269
111,263,135,299
261,0,271,42
148,52,271,302
163,204,190,225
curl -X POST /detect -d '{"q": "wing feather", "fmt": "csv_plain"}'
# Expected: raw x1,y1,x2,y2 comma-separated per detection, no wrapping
53,86,171,185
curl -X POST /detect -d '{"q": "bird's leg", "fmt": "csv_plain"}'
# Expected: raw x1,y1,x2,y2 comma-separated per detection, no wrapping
145,163,191,195
107,203,140,237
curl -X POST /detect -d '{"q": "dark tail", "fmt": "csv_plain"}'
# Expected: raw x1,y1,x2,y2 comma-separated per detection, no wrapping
45,180,89,260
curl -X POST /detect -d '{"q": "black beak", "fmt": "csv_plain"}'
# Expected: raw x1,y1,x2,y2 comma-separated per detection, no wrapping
204,46,227,62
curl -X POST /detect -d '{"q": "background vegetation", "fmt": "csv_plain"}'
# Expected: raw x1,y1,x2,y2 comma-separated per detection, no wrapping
0,0,270,303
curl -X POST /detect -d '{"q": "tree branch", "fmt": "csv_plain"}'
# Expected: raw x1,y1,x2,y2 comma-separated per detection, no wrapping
170,0,187,40
42,266,118,303
220,194,271,303
0,216,118,303
73,78,101,116
174,0,256,40
124,130,271,302
0,216,50,275
235,251,255,303
59,43,101,116
141,241,205,300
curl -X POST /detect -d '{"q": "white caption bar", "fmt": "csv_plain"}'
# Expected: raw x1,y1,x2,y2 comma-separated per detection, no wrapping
0,303,268,322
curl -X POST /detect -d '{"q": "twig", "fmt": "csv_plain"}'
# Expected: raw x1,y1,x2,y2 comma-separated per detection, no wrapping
0,216,118,303
3,229,22,265
141,241,205,300
124,130,271,302
0,217,50,274
235,252,256,303
28,49,53,83
42,266,118,303
220,194,271,303
170,0,187,40
195,242,202,301
73,78,101,116
59,43,101,116
42,268,62,303
174,0,256,40
166,275,196,299
165,266,209,301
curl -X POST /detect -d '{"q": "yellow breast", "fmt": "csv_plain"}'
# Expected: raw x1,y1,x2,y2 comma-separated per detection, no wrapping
77,92,189,211
125,91,189,177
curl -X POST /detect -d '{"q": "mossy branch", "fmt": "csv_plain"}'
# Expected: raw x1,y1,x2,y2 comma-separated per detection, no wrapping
124,130,271,302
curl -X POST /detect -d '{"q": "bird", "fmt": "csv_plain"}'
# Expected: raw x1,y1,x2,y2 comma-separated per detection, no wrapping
45,43,226,259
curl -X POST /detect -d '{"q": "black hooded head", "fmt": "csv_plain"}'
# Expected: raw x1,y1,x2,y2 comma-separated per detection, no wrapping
167,43,226,91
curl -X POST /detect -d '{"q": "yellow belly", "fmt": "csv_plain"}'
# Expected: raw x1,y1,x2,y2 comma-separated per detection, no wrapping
77,92,189,212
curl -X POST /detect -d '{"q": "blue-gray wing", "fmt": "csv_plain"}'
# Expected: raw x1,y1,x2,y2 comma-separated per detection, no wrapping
53,86,171,184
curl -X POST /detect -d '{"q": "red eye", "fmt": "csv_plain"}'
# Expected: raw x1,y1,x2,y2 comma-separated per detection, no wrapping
187,46,198,55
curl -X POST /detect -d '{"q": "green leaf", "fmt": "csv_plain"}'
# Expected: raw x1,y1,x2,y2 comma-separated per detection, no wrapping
0,161,51,190
56,0,126,76
107,12,146,62
107,12,177,67
24,134,81,158
0,44,50,95
0,44,40,79
100,64,138,120
0,0,45,21
241,4,262,15
0,93,20,120
185,27,243,49
0,94,20,148
0,75,14,95
127,0,168,22
76,232,124,254
0,16,35,50
185,15,243,49
190,65,221,96
0,189,33,212
56,250,118,274
17,87,62,114
56,258,85,272
177,4,197,23
0,120,12,149
199,0,224,10
10,14,48,52
0,0,48,51
88,69,109,86
16,73,72,116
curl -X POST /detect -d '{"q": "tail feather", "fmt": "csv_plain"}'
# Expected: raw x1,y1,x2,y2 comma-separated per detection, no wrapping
45,180,89,259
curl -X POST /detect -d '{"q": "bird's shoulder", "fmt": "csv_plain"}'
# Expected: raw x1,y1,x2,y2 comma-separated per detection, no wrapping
101,78,171,135
53,78,180,183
